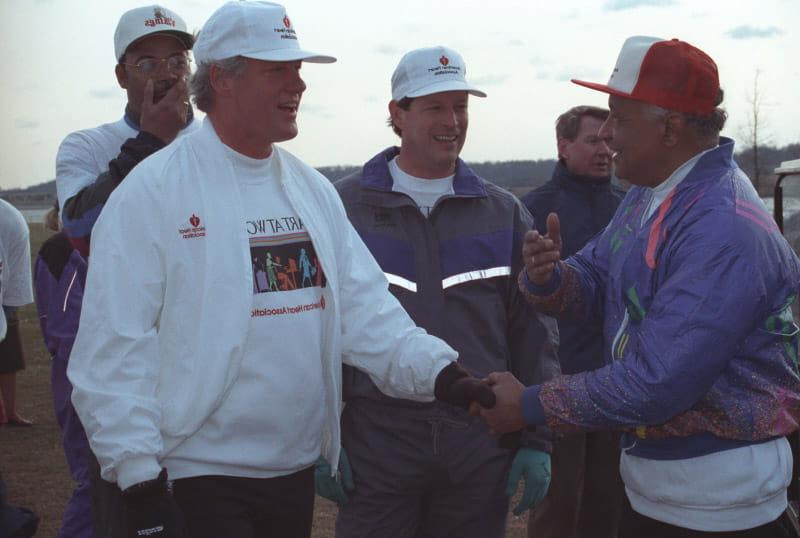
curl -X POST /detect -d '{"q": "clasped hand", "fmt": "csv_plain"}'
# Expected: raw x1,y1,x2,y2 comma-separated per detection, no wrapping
469,372,527,435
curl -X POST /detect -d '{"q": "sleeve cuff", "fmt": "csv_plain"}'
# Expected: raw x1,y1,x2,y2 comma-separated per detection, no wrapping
521,264,562,296
522,385,546,426
135,130,168,148
116,455,162,491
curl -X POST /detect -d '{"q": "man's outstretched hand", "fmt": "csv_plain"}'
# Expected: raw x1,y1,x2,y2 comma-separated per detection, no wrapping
523,212,562,286
471,372,527,435
434,362,496,410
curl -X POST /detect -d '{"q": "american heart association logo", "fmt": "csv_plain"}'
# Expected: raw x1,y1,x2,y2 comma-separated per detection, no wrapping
189,214,200,227
439,56,449,66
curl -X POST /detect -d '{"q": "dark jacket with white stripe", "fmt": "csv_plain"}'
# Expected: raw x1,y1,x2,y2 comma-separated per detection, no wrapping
335,147,560,451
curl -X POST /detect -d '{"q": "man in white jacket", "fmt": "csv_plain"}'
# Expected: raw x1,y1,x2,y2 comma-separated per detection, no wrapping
67,3,494,538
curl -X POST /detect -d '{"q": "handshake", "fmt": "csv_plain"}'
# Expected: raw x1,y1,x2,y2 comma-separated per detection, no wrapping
435,363,528,435
316,364,542,510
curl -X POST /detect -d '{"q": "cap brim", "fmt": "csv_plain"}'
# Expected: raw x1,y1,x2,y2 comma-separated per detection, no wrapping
571,79,632,100
404,80,486,99
123,30,194,60
242,48,336,64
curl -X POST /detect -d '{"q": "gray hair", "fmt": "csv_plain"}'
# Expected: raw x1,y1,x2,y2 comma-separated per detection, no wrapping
643,89,728,140
190,56,248,113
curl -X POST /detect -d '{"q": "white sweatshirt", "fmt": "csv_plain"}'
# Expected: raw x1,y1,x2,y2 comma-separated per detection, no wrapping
68,120,456,490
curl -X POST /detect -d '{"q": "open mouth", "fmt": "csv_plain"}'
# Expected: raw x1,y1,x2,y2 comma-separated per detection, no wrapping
279,102,299,114
433,135,458,143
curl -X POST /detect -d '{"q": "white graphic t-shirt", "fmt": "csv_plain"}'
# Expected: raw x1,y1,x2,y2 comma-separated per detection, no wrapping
167,146,326,479
389,157,454,217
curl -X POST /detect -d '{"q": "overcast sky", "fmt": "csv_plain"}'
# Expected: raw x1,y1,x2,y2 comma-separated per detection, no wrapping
1,0,797,190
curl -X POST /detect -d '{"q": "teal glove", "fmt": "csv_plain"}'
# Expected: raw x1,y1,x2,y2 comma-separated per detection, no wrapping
505,448,551,515
314,449,355,505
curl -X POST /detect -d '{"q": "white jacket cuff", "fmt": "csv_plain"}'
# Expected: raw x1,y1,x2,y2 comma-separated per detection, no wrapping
116,455,162,491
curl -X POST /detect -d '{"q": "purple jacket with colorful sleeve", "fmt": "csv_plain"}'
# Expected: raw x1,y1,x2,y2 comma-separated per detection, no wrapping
520,138,800,460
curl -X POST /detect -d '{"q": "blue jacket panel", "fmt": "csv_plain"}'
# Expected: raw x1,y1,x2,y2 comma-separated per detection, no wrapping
523,139,800,460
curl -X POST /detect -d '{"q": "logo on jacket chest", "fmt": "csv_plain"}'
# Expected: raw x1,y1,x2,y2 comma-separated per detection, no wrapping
178,213,206,239
372,210,395,229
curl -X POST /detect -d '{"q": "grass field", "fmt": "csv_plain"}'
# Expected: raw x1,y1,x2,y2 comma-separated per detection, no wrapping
2,224,530,537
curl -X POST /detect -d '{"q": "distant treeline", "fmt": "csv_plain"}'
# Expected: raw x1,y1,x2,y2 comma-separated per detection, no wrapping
3,143,798,204
736,143,800,183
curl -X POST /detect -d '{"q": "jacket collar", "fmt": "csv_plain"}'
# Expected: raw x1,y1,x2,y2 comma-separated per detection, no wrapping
360,147,487,198
682,137,735,185
551,161,612,193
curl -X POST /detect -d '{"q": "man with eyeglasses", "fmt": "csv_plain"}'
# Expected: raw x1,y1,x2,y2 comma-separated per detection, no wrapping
52,6,196,538
56,4,198,257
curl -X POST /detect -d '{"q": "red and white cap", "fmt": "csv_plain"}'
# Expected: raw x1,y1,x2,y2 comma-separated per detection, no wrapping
193,1,335,65
572,36,719,116
114,5,193,61
391,46,486,101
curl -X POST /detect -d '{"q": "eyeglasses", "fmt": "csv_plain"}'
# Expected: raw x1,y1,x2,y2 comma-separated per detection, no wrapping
122,55,191,75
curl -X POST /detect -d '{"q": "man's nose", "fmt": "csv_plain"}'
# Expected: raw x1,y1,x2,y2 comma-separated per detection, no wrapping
289,71,307,94
443,108,460,128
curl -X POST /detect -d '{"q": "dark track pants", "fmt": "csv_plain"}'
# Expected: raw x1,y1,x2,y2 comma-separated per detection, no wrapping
335,401,512,538
172,467,315,538
88,458,314,538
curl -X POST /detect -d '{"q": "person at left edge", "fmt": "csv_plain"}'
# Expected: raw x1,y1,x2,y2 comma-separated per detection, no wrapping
67,3,495,538
0,199,34,426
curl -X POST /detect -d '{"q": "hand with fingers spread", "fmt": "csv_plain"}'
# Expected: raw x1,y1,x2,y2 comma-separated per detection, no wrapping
478,372,526,435
523,212,563,286
139,77,190,145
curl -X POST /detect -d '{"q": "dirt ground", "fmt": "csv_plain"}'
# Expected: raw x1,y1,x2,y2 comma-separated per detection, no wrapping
1,226,530,537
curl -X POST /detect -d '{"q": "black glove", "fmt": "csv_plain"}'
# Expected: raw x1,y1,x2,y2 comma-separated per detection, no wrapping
122,469,186,538
434,362,496,409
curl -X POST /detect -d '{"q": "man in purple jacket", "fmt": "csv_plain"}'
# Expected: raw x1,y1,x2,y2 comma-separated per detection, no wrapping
34,211,89,538
478,36,800,536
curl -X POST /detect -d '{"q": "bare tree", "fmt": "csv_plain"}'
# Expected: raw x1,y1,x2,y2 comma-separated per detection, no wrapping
739,69,772,192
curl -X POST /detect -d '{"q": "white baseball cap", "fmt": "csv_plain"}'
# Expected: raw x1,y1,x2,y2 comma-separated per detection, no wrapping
193,1,336,65
114,5,193,61
391,46,486,102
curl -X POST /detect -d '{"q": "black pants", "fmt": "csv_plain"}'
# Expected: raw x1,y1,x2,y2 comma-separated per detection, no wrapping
619,496,796,538
172,467,315,538
528,431,624,538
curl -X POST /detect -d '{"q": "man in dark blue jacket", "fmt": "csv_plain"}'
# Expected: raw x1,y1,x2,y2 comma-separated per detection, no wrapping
317,46,560,537
521,106,625,538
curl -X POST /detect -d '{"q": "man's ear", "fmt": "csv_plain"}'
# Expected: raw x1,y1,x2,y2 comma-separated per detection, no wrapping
209,64,235,98
663,113,685,148
557,137,570,161
388,100,405,132
115,63,128,90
